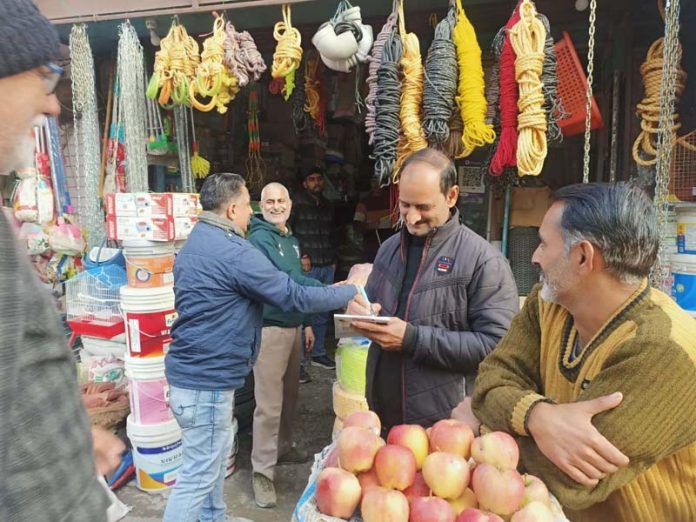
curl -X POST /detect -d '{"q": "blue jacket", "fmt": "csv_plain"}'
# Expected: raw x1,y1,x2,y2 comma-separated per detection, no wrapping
165,219,357,391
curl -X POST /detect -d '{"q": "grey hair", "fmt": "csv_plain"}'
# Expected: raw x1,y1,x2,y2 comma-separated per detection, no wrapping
398,148,458,196
553,182,658,283
260,182,290,201
199,172,246,213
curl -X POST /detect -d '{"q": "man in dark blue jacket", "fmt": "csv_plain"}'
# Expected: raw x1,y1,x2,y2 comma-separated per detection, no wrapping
163,173,359,522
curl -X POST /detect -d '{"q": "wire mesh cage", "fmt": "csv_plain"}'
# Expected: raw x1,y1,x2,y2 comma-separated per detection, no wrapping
669,131,696,202
66,265,127,338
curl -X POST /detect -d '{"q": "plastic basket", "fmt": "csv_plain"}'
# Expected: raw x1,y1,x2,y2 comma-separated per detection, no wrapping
555,31,603,137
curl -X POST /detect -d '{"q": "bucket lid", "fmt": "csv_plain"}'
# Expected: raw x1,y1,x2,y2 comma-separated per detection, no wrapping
127,415,181,437
123,239,176,256
120,285,174,301
124,353,165,371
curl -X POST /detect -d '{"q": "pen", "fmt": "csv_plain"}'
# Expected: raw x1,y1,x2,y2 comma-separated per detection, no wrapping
358,285,376,316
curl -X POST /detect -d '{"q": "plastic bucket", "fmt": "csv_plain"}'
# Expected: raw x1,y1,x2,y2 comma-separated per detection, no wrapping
120,286,177,357
225,416,239,478
676,205,696,254
123,240,175,289
335,337,370,396
125,354,172,425
662,206,678,255
126,415,182,492
671,254,696,314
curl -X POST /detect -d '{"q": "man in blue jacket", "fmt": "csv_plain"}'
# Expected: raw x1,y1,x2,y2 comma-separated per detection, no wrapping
163,173,359,522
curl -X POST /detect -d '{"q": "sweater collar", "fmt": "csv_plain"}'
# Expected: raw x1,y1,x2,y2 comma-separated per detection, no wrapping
198,211,245,238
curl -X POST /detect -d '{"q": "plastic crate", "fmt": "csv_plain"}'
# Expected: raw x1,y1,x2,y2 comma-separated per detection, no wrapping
555,31,603,137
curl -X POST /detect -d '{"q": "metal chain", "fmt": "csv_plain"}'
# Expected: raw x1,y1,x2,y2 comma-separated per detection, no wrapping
174,106,195,193
117,21,149,193
651,0,681,290
582,0,597,184
69,24,105,248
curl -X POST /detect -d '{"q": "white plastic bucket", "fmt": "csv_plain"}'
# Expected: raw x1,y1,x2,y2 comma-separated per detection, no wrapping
123,240,175,289
126,415,182,492
662,206,678,255
225,416,239,478
120,286,177,358
671,254,696,313
125,354,173,425
676,205,696,254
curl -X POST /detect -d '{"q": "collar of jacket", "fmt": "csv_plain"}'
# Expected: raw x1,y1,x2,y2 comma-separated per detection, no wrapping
198,211,245,238
250,216,291,237
399,208,462,259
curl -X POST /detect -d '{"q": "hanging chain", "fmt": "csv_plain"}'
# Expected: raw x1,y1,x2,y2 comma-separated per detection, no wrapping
582,0,597,184
651,0,681,290
69,24,105,248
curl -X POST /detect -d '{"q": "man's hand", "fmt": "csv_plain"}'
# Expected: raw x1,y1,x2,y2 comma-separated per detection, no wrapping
351,317,407,351
304,326,315,354
301,255,311,273
527,393,630,487
451,397,481,436
345,263,373,287
346,294,382,316
92,426,125,476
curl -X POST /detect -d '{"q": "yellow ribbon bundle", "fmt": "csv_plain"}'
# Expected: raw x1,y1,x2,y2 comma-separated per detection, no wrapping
271,4,303,100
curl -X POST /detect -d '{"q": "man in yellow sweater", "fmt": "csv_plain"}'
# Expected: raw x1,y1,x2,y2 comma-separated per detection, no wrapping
456,182,696,522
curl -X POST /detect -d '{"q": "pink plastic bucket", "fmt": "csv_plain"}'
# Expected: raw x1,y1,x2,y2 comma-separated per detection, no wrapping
125,354,173,425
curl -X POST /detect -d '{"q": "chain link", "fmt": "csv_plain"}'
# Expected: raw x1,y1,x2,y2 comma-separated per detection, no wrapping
582,0,597,184
69,24,105,248
651,0,681,290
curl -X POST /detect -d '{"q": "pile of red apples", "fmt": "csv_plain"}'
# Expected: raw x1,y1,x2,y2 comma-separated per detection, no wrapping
315,410,558,522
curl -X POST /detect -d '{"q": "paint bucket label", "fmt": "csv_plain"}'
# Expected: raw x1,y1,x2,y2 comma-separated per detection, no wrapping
125,310,177,357
125,253,175,289
132,439,183,491
129,378,172,425
673,272,696,311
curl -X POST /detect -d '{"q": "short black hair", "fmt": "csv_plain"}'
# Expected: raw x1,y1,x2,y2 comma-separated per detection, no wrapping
398,148,457,195
199,172,246,213
303,166,324,180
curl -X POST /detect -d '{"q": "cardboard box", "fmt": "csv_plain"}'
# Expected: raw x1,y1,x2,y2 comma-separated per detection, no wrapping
106,215,198,242
510,187,552,228
105,193,200,218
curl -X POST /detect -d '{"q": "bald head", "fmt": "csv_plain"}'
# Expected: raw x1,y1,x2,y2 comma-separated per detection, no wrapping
261,182,290,201
260,182,292,230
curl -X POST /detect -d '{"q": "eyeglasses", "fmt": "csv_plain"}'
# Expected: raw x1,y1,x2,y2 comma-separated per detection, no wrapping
41,62,64,95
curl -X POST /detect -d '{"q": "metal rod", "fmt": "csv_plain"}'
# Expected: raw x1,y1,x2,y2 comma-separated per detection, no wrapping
609,70,620,183
502,186,511,258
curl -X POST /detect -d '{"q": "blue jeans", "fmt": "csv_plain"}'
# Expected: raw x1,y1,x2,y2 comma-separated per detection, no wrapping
163,386,235,522
305,264,335,359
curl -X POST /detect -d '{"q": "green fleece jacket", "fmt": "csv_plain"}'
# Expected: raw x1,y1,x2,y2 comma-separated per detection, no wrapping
248,216,323,328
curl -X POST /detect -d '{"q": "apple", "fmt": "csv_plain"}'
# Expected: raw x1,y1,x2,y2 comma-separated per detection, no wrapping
361,486,410,522
428,419,475,460
388,424,430,469
315,467,362,518
403,471,430,502
375,444,417,491
337,426,386,474
471,463,524,516
422,452,470,500
409,496,456,522
448,488,477,515
510,501,555,522
521,474,550,508
344,410,382,435
470,432,519,470
358,466,382,493
455,508,504,522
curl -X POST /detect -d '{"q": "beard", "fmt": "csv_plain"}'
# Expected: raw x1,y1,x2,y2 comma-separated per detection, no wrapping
539,274,560,303
262,208,290,226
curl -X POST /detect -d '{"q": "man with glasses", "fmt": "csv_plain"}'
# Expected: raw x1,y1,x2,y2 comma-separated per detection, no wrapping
0,2,122,521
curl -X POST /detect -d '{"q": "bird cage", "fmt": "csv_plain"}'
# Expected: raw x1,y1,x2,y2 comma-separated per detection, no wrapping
669,131,696,202
66,265,127,339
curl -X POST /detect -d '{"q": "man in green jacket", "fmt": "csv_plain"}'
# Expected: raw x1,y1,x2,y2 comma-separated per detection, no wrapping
248,182,321,508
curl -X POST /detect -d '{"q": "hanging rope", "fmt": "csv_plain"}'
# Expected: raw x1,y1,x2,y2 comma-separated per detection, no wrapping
365,8,398,145
190,107,210,179
537,12,565,143
174,106,195,193
304,52,325,134
510,0,547,177
422,6,458,146
291,55,311,133
223,22,267,88
371,29,403,186
246,86,265,194
272,4,303,100
490,4,521,175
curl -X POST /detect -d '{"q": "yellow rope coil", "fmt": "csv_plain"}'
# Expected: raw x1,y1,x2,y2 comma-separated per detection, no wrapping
190,16,240,114
632,38,686,166
304,54,321,122
272,4,303,99
510,0,547,176
453,0,496,157
395,0,427,181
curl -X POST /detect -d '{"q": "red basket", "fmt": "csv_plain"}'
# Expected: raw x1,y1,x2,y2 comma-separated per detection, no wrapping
555,31,603,137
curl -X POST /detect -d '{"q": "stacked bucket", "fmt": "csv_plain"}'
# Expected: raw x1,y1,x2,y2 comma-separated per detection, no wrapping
673,204,696,318
332,337,371,438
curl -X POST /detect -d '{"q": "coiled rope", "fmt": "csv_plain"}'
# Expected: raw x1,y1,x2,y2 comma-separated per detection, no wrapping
537,12,565,143
304,52,326,134
632,38,686,166
271,4,303,100
223,22,267,88
510,0,547,176
291,56,311,134
422,7,458,146
246,86,265,194
372,29,403,186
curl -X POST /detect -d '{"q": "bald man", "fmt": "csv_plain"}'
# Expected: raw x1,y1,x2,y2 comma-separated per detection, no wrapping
247,183,322,508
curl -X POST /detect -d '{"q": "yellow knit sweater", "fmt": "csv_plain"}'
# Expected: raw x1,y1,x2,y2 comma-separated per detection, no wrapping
473,280,696,522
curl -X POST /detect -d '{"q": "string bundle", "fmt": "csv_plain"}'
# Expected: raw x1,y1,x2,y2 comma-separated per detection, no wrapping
372,29,403,186
190,16,239,114
246,87,265,194
365,9,398,144
147,20,200,106
537,12,564,143
223,22,267,88
271,4,303,100
453,0,496,157
422,7,458,146
304,52,326,134
510,0,547,176
291,56,311,133
489,4,520,175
